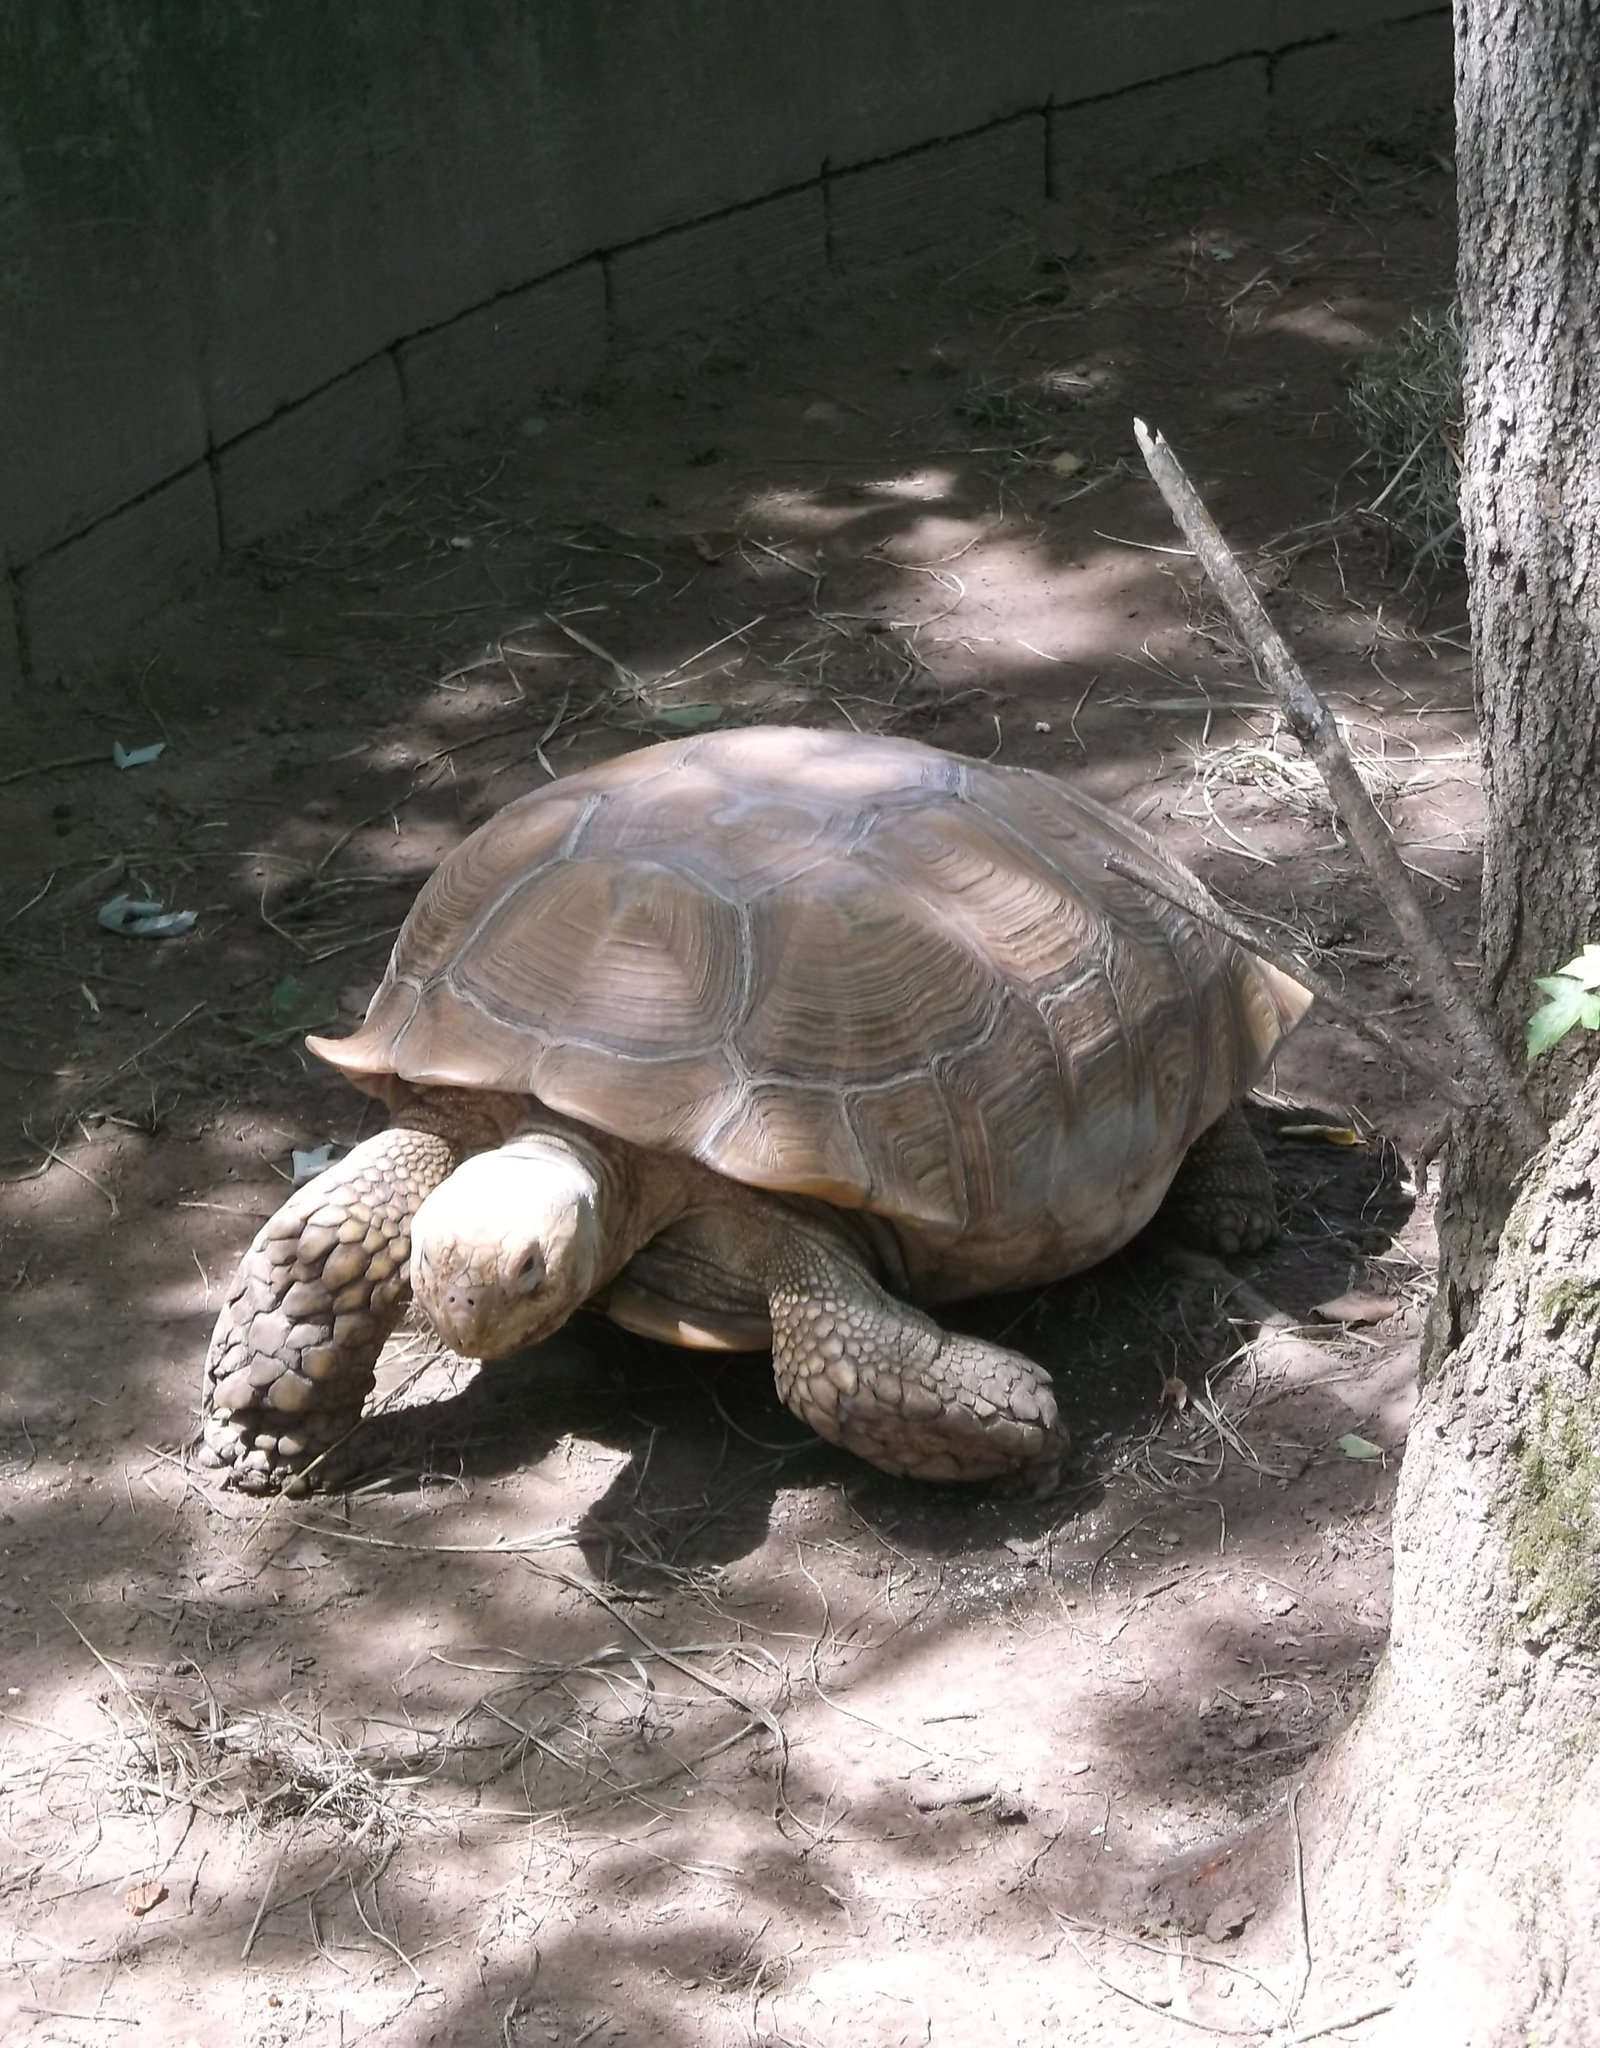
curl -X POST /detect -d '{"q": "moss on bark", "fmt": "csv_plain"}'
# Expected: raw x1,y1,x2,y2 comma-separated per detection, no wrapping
1509,1374,1600,1645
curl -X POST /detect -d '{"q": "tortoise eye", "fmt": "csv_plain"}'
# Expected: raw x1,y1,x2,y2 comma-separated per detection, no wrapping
513,1249,545,1295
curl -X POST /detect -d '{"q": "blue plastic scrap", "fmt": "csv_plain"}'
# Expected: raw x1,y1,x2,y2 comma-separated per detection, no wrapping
292,1145,335,1184
112,741,167,770
98,893,197,939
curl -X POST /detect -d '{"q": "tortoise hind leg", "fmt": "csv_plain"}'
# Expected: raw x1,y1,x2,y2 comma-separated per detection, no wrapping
1161,1102,1278,1255
762,1226,1063,1494
198,1126,461,1492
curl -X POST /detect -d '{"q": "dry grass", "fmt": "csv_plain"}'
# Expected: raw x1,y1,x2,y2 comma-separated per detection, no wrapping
1178,713,1417,863
1347,307,1463,567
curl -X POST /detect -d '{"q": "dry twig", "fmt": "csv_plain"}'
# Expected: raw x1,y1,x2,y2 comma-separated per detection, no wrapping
0,751,110,790
1101,852,1475,1110
1134,417,1543,1155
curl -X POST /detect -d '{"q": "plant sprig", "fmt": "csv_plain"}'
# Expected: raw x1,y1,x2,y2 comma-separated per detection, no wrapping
1528,945,1600,1059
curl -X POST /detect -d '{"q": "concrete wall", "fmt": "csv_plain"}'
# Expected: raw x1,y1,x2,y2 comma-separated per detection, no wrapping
0,3,1452,690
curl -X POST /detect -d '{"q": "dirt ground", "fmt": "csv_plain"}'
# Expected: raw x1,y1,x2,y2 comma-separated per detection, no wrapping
2,128,1469,2045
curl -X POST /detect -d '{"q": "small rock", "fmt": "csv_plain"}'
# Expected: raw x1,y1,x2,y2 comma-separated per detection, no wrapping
1203,1894,1256,1943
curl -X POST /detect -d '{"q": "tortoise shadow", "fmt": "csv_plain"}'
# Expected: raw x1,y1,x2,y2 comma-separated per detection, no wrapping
329,1102,1412,1581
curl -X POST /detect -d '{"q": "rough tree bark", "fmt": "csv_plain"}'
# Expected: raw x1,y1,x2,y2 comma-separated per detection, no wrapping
1427,0,1600,1353
1297,7,1600,2042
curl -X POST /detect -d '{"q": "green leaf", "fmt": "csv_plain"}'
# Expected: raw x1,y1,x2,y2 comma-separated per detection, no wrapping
1554,943,1600,991
238,975,339,1046
269,974,317,1021
1527,976,1597,1059
959,388,1018,428
1337,1433,1383,1461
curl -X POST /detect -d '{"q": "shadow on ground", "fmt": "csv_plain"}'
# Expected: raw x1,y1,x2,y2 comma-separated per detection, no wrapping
2,126,1450,2046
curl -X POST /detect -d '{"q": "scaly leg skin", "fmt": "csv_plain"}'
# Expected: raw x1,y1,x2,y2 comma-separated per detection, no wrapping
197,1127,461,1493
764,1229,1064,1494
1162,1101,1278,1256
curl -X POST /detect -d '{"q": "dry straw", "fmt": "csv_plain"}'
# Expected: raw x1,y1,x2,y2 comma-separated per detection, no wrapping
1346,307,1463,566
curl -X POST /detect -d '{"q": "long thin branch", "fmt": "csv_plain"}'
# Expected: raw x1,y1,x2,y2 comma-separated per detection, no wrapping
1133,417,1544,1155
1101,852,1477,1111
0,751,108,790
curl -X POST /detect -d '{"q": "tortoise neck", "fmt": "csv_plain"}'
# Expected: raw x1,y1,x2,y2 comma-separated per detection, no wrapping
393,1085,532,1152
393,1085,697,1282
500,1108,690,1287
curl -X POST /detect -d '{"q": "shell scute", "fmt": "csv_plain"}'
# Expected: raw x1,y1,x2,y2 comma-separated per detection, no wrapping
740,862,1001,1089
455,858,743,1062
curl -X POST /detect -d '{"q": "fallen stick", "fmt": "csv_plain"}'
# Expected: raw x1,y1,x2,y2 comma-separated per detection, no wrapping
0,750,108,790
1102,851,1477,1111
1133,416,1544,1155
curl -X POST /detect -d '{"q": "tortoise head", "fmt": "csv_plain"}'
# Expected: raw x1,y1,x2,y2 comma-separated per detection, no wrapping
411,1135,606,1358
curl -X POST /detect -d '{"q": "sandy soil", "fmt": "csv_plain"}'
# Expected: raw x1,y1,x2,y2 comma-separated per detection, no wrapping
2,129,1467,2045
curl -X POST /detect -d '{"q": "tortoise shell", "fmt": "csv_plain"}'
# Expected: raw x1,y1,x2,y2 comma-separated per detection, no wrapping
311,728,1307,1296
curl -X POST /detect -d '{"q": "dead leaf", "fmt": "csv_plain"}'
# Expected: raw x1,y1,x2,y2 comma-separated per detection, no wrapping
125,1879,167,1917
690,534,721,564
155,1691,200,1730
1161,1375,1190,1413
1277,1123,1367,1147
1337,1432,1384,1461
1313,1291,1400,1324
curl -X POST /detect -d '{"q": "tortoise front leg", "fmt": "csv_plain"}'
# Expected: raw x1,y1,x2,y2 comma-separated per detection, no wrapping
198,1127,461,1492
763,1227,1064,1493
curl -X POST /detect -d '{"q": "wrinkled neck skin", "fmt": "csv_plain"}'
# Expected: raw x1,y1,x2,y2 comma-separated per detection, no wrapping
409,1099,689,1359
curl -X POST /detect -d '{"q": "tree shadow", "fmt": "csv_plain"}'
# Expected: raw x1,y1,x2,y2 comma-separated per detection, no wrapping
0,122,1452,2045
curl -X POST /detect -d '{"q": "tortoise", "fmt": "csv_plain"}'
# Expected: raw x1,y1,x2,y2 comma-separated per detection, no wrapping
198,726,1309,1495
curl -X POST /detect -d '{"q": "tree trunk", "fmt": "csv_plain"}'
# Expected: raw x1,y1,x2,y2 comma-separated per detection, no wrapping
1304,1074,1600,2045
1297,7,1600,2040
1427,0,1600,1360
